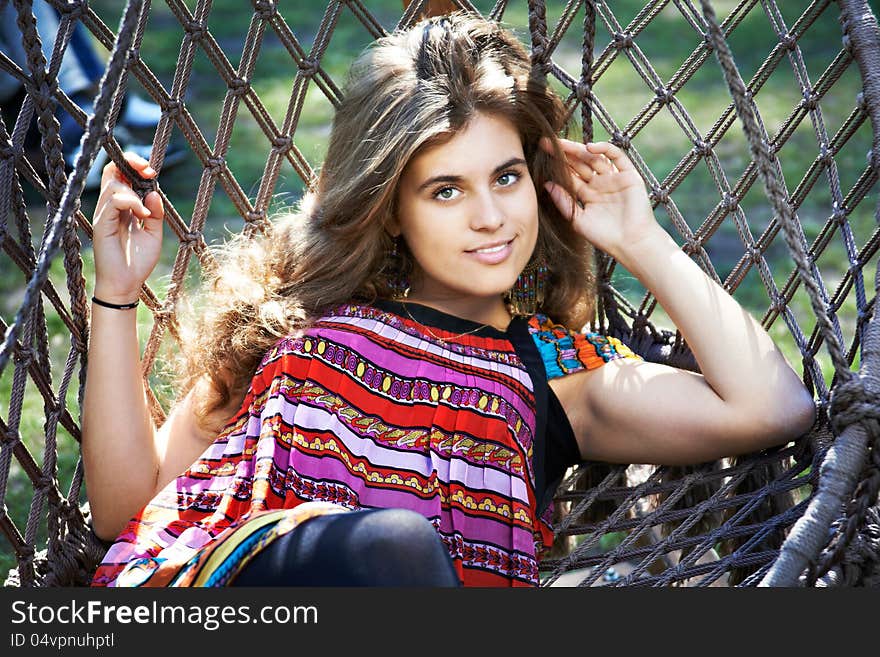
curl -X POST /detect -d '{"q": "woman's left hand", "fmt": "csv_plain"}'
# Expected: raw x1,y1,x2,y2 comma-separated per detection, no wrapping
540,138,661,261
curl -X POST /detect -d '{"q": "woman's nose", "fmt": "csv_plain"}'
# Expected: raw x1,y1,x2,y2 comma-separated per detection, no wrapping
469,190,505,231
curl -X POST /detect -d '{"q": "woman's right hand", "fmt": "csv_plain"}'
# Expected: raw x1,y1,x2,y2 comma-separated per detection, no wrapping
91,152,165,304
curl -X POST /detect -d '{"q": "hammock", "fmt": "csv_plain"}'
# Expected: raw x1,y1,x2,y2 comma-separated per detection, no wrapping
1,0,878,588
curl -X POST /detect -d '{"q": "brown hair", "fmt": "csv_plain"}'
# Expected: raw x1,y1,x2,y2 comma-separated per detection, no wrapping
176,12,595,430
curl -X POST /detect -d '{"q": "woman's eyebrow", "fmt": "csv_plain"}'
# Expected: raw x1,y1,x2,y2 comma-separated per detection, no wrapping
415,156,527,192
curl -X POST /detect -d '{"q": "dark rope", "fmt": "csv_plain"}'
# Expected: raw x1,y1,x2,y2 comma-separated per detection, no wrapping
687,0,880,586
0,0,146,375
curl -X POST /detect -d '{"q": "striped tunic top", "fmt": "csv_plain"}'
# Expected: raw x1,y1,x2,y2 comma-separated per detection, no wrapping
91,300,640,587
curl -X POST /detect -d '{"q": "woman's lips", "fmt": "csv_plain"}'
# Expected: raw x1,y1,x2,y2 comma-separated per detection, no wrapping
466,238,514,265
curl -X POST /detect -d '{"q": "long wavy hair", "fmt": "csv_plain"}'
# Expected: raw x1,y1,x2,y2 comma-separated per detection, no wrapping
176,12,597,431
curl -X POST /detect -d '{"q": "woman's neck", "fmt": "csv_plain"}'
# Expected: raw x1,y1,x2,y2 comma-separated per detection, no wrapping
401,293,512,331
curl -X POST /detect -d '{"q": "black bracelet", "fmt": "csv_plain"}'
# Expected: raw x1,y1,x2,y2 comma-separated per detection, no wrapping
92,296,139,310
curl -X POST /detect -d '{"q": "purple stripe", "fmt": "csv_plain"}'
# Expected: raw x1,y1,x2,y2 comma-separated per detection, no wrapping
313,316,533,391
321,313,527,376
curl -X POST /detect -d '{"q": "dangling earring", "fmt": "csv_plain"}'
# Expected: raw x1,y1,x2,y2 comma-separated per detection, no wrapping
507,247,548,316
384,235,411,299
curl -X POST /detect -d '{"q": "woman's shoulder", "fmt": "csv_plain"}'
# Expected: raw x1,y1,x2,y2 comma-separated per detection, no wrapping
526,312,642,379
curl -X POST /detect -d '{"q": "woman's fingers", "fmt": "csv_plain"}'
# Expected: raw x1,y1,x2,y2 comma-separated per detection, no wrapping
542,137,634,175
99,151,157,191
94,196,149,235
559,139,615,176
100,159,120,189
543,181,575,218
96,149,160,229
93,183,153,237
567,171,591,206
584,141,635,172
540,137,608,181
122,150,157,178
143,190,164,219
543,179,597,220
140,191,165,237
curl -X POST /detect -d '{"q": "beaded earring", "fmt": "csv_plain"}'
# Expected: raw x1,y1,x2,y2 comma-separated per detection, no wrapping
384,235,411,299
507,248,548,316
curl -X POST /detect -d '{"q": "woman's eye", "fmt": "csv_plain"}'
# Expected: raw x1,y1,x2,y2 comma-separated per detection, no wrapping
497,171,520,186
433,187,459,201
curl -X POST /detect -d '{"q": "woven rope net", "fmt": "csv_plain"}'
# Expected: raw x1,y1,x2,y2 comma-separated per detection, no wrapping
1,0,879,587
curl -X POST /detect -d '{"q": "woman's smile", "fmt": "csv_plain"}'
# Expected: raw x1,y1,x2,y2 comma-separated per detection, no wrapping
465,237,515,264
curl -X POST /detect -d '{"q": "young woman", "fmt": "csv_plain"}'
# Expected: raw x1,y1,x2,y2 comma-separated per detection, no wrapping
83,13,815,587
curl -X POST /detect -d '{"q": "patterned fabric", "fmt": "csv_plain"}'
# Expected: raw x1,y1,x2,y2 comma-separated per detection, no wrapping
91,301,641,588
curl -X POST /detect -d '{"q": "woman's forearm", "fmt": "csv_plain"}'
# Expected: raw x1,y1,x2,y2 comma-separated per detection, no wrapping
82,301,160,541
617,226,815,431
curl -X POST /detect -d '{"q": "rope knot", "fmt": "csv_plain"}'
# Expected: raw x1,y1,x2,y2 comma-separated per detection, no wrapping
829,375,880,435
746,244,762,264
163,99,183,118
575,81,590,103
779,33,797,51
298,57,319,77
654,86,674,105
38,78,60,100
254,0,278,19
693,139,712,156
868,148,880,171
246,209,266,223
13,345,34,367
61,1,87,22
153,305,175,325
611,131,630,150
682,237,701,255
229,77,250,97
272,134,292,151
722,192,739,213
856,92,866,112
206,156,225,174
802,88,819,111
126,46,141,66
651,185,670,204
183,230,202,245
612,32,634,49
0,142,16,160
186,21,207,43
632,314,649,332
769,293,787,315
35,475,55,494
818,143,834,167
702,32,715,51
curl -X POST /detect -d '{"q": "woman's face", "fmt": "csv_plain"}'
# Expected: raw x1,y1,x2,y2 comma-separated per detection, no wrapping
393,112,539,311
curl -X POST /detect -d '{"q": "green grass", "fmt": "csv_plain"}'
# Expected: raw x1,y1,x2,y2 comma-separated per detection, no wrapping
2,0,877,578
